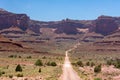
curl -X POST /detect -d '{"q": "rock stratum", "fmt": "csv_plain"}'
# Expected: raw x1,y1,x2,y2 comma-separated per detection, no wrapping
0,8,120,36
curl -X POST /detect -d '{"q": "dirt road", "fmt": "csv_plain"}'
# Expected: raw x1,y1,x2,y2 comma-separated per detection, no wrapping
61,43,81,80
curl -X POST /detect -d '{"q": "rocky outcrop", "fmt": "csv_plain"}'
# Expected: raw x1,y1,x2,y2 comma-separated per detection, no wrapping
0,26,25,34
55,22,78,34
0,9,30,31
29,19,90,34
28,20,44,33
95,16,119,35
54,19,84,34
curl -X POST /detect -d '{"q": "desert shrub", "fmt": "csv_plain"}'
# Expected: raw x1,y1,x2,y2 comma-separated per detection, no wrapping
4,65,9,69
71,62,77,66
86,61,90,66
42,56,46,59
7,65,9,69
107,59,119,66
76,61,84,67
27,56,32,59
114,59,120,68
15,64,22,72
94,78,102,80
8,55,13,58
35,59,43,66
18,56,21,58
46,61,51,66
46,61,57,66
39,68,41,73
91,62,95,67
107,59,120,68
1,71,5,74
0,71,5,76
51,62,57,66
115,61,120,68
17,73,23,77
8,55,17,58
56,57,63,60
94,64,101,73
107,60,111,65
9,75,13,78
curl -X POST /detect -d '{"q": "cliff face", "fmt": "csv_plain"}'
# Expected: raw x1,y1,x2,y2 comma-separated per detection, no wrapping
29,16,120,35
0,9,30,31
54,20,83,34
29,19,86,34
0,8,120,36
95,16,119,35
0,9,89,35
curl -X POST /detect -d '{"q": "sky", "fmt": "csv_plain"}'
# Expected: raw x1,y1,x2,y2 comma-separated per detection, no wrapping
0,0,120,21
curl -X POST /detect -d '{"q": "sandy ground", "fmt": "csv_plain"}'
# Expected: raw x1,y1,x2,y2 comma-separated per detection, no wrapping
60,43,81,80
78,64,120,80
0,76,43,80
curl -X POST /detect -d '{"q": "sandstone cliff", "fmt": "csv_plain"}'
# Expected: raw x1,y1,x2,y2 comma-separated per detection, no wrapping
0,9,30,31
95,15,119,35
